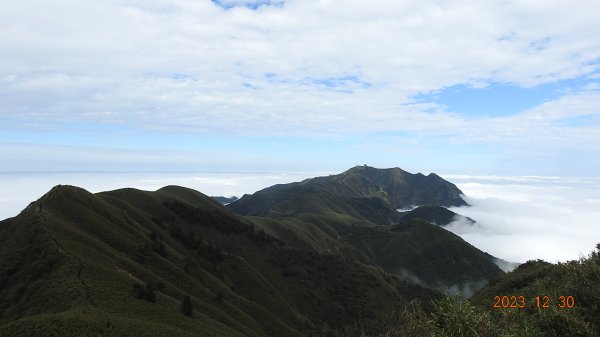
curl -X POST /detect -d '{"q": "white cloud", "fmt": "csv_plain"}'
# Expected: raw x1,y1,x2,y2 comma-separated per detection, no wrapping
212,0,284,9
1,0,599,141
448,176,600,263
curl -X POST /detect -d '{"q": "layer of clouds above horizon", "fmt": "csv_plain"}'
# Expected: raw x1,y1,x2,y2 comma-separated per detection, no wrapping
447,175,600,264
0,171,598,263
1,0,600,175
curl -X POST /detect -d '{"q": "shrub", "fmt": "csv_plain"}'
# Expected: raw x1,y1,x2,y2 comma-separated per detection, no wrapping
430,295,493,337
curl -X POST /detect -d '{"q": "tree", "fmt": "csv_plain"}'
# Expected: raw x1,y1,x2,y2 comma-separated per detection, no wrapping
180,295,193,317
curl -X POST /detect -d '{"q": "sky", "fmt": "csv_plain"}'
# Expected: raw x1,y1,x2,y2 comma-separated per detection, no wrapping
1,0,600,175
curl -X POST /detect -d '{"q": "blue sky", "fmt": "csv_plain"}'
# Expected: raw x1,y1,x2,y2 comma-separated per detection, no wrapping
1,0,600,176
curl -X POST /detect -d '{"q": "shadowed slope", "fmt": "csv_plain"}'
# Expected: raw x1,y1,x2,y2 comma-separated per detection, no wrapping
341,219,502,297
226,167,500,297
227,166,467,227
400,205,475,226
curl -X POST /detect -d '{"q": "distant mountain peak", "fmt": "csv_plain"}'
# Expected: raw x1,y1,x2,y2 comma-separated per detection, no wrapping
211,196,239,205
228,166,468,225
341,166,468,207
38,184,94,204
346,165,406,173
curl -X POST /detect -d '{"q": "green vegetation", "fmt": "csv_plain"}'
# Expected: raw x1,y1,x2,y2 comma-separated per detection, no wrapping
228,165,467,225
324,245,600,337
342,219,503,293
0,183,439,336
227,166,502,294
2,167,592,336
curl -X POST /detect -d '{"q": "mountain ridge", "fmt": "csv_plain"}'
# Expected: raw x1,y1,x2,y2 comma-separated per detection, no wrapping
226,166,501,295
1,168,597,336
0,182,442,336
227,165,467,226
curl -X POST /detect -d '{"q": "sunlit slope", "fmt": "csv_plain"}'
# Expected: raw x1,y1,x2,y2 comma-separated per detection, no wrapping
0,185,439,336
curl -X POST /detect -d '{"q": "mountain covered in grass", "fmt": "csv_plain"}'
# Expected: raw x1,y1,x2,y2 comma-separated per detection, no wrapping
0,184,440,337
0,166,507,336
227,166,500,294
228,166,467,223
1,166,597,336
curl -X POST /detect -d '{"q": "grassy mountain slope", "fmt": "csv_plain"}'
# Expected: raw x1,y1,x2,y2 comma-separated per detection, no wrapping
400,205,475,226
227,166,467,227
0,185,440,337
340,219,503,296
342,166,468,208
227,167,501,296
1,185,287,337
